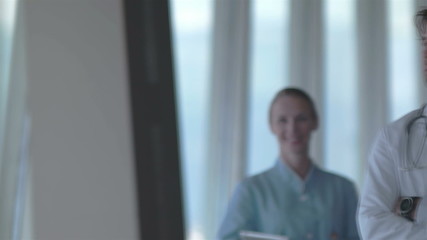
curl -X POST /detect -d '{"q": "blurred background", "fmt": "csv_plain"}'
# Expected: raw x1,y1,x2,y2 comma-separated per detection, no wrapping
1,0,426,239
171,0,426,239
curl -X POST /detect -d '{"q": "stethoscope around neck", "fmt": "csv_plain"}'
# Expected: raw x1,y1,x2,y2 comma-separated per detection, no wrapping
401,104,427,171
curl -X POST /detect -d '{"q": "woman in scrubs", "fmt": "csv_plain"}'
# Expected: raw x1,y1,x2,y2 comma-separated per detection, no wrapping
218,87,359,240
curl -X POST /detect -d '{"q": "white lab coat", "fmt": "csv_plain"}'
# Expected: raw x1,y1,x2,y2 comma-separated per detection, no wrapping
358,107,427,239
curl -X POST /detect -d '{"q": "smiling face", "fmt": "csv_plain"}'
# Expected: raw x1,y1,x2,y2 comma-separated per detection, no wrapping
269,95,318,156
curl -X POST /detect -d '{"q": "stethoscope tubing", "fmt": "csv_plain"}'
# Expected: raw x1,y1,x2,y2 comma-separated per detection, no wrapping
401,104,427,171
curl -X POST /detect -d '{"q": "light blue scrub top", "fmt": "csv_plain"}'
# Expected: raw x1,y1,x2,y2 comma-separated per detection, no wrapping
217,160,359,240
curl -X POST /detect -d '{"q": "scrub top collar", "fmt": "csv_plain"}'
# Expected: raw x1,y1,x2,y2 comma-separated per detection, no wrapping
275,158,317,194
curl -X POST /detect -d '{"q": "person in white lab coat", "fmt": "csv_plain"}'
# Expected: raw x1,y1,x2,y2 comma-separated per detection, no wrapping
358,8,427,239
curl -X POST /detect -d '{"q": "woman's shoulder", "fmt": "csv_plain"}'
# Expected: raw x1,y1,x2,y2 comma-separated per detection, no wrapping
239,166,278,189
314,167,355,187
386,108,421,132
379,107,422,145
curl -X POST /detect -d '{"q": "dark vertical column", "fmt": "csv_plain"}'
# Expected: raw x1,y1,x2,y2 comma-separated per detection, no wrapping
122,1,185,239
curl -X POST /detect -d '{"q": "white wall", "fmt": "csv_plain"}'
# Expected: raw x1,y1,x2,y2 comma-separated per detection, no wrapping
23,0,138,239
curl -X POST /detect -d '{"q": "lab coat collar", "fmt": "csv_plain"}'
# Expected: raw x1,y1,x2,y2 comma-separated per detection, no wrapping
422,104,427,116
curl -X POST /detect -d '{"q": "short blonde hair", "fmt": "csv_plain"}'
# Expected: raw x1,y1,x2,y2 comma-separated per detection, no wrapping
268,87,318,124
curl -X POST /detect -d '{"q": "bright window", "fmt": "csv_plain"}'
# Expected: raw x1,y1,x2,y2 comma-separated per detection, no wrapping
0,0,27,239
324,0,359,185
388,0,418,120
246,0,289,176
170,1,212,239
0,0,18,123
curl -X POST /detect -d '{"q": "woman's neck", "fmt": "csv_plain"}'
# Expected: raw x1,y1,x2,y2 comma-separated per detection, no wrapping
281,153,311,180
